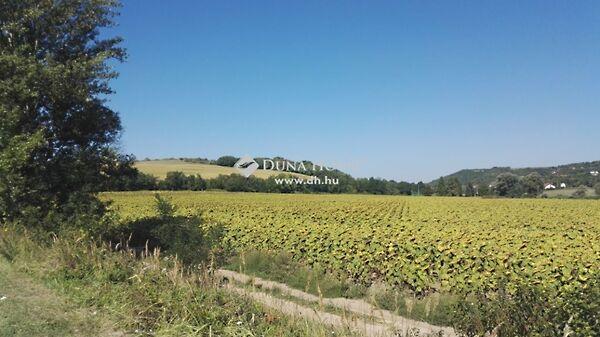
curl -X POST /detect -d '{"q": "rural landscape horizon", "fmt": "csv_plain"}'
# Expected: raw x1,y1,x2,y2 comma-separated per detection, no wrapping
1,1,599,337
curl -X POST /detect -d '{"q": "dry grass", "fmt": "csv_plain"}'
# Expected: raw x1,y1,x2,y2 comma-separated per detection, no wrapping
0,258,123,337
542,187,597,198
0,228,360,337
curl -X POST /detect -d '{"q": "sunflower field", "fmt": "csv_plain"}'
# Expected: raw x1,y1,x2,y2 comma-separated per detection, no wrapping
103,191,600,294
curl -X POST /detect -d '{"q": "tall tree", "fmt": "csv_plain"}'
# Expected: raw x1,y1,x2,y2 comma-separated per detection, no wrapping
521,172,544,197
0,0,126,225
478,184,491,196
447,177,463,196
465,182,476,197
495,173,521,197
436,177,448,196
215,156,239,167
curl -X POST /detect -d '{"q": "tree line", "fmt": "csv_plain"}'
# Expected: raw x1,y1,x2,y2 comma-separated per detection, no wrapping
104,165,427,195
435,173,546,197
436,172,600,198
112,159,600,198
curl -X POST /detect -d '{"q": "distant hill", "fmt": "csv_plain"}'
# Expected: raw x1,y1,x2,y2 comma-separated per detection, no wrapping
135,159,309,179
431,160,600,188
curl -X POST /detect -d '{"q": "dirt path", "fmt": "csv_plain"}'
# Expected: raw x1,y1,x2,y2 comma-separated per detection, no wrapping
218,269,457,337
0,259,125,337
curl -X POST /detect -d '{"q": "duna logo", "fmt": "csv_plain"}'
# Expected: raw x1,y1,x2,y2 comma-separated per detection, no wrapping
234,156,259,178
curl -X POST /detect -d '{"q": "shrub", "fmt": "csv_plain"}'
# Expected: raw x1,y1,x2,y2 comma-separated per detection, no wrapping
451,276,600,337
0,228,352,336
113,194,224,265
572,186,588,198
215,155,239,167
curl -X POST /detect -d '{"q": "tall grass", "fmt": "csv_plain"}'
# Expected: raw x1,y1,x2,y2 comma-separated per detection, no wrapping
226,250,458,326
0,227,356,337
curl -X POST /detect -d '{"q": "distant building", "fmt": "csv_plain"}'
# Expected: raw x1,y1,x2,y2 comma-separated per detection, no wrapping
544,184,556,190
560,183,567,188
591,171,599,177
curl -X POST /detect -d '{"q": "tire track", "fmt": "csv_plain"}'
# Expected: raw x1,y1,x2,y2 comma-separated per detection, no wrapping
218,269,456,337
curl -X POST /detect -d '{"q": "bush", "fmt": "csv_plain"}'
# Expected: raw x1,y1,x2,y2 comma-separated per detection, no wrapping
572,186,588,198
113,194,224,265
451,276,600,337
215,155,239,167
0,227,349,336
160,171,188,190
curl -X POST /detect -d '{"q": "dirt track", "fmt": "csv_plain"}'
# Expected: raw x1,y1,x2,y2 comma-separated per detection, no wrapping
218,269,457,337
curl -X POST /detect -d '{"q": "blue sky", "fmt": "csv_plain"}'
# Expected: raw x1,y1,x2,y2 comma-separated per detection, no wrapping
108,1,600,182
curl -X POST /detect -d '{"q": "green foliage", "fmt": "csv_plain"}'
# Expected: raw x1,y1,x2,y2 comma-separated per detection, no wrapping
465,182,476,197
128,170,418,195
154,193,176,218
0,228,350,337
228,250,366,299
434,161,600,191
494,173,522,197
102,156,158,191
215,155,239,167
0,0,128,226
435,177,448,195
572,185,588,198
561,273,600,336
113,194,222,265
478,183,491,196
161,171,188,190
0,258,114,337
108,192,600,297
131,158,420,195
446,177,463,196
452,275,600,337
185,174,207,191
151,171,207,191
521,172,544,196
228,250,457,326
421,182,434,196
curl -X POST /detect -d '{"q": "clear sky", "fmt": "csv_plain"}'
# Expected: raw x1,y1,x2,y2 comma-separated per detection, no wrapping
108,1,600,182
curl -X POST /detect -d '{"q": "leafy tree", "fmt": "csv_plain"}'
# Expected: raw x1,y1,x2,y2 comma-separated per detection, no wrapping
465,182,476,197
0,0,126,225
447,177,463,196
415,181,426,195
495,173,521,197
133,172,159,190
161,172,187,190
436,177,448,196
186,174,207,191
478,184,491,196
421,184,434,196
521,172,544,197
215,156,239,167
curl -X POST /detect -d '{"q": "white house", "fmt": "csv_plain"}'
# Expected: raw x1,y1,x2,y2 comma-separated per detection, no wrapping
544,184,556,190
591,171,599,177
560,183,567,188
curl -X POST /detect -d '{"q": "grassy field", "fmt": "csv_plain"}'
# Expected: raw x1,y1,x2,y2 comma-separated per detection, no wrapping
103,191,600,294
135,159,309,179
0,259,121,337
0,229,357,337
542,187,597,198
